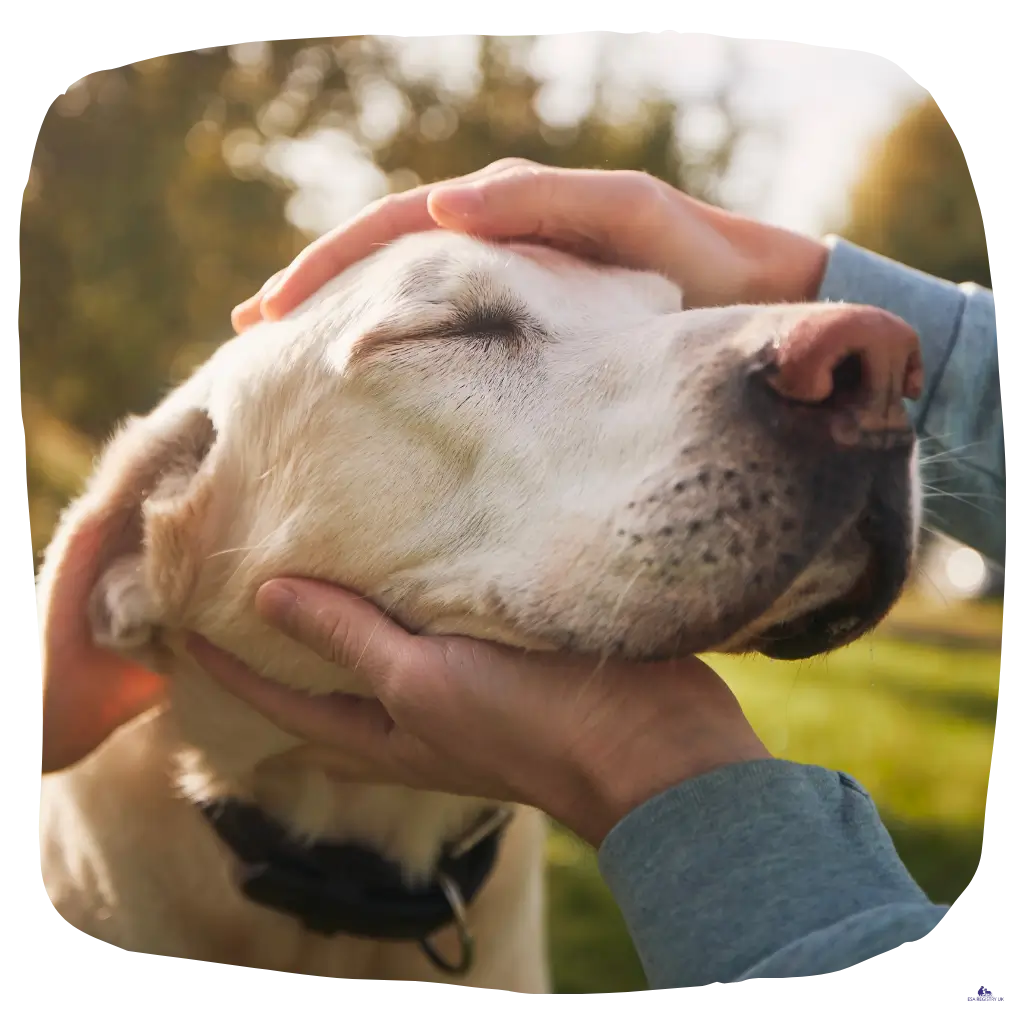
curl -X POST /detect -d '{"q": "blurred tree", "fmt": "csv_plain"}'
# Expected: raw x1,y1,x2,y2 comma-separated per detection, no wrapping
21,36,754,560
838,94,990,287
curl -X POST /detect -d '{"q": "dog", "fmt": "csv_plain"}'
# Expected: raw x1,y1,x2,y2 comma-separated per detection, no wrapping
38,229,923,991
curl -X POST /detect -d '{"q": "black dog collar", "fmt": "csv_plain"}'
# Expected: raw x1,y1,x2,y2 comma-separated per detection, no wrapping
198,798,510,976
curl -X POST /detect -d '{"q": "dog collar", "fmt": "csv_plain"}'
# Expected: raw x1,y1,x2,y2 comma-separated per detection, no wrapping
197,798,511,976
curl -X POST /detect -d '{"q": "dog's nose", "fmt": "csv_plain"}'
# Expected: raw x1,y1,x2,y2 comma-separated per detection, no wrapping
760,305,923,446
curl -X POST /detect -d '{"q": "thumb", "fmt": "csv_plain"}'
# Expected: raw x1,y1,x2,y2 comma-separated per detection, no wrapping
256,578,419,685
185,631,398,753
427,167,658,255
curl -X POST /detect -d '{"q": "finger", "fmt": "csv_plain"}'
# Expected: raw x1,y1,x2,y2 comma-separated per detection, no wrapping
231,295,264,333
185,632,397,751
428,167,662,259
259,193,438,320
254,579,426,687
259,160,539,320
231,272,283,333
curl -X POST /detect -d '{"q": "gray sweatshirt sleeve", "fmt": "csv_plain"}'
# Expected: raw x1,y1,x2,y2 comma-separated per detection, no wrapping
597,760,947,988
593,239,994,989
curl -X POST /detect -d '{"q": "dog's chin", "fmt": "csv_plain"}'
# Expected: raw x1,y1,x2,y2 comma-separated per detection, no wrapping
744,550,902,660
756,511,915,659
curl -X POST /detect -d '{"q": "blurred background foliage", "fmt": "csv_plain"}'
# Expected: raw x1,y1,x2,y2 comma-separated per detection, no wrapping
21,36,999,994
838,93,990,288
22,36,762,554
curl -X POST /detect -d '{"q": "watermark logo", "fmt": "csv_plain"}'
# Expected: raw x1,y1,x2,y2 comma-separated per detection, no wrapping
958,983,1007,1007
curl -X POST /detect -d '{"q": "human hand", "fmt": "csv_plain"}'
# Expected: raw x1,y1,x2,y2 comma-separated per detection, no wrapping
231,158,830,333
187,578,772,847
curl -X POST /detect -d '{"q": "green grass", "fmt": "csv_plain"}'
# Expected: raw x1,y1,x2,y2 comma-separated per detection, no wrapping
543,594,1001,993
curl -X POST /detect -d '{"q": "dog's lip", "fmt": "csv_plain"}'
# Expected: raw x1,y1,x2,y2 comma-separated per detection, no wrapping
750,544,888,660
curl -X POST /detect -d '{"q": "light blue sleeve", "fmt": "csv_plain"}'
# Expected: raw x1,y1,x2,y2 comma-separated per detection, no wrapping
597,760,946,989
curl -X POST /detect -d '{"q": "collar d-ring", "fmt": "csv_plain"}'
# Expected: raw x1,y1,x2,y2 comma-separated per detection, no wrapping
418,871,474,977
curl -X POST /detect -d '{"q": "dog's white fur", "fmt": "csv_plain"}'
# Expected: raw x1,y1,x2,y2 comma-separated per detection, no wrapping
38,231,919,990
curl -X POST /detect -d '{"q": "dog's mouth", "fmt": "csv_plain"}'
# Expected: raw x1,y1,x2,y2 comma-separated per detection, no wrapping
753,552,880,659
751,506,912,660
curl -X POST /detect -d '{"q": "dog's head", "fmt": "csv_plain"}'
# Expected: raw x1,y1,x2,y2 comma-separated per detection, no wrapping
40,230,921,758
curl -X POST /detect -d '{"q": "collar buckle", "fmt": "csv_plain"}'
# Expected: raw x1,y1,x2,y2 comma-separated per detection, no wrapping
418,870,474,976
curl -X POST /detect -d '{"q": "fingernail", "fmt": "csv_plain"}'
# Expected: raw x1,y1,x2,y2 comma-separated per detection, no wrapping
258,581,299,627
431,187,485,218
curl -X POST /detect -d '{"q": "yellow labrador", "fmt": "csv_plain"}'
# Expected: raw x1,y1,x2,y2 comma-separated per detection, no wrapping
38,230,923,990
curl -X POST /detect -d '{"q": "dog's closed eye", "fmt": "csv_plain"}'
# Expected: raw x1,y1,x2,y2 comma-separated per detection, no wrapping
448,305,524,342
349,298,544,357
440,301,538,343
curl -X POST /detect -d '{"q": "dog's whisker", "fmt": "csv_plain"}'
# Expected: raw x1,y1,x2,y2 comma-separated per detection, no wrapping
917,440,986,465
920,471,974,485
577,565,647,697
916,565,952,605
921,487,1002,501
921,490,997,515
217,518,296,592
205,543,272,560
350,581,421,674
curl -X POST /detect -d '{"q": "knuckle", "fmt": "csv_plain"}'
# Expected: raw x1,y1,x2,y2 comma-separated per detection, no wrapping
616,169,662,201
323,614,360,667
598,170,670,240
362,192,403,225
375,647,422,704
365,186,431,233
368,193,397,217
370,191,397,210
379,640,454,710
485,156,534,174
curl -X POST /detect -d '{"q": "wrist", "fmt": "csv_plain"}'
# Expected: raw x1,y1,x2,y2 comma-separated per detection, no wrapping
561,737,774,848
739,221,830,304
696,199,830,305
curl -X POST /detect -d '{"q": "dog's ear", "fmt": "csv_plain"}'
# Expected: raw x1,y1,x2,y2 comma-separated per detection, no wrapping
38,402,221,773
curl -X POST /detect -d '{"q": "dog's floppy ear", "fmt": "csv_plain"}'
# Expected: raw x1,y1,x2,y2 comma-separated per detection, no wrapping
39,402,221,773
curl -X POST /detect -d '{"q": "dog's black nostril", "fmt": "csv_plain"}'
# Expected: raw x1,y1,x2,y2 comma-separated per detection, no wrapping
827,353,864,407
